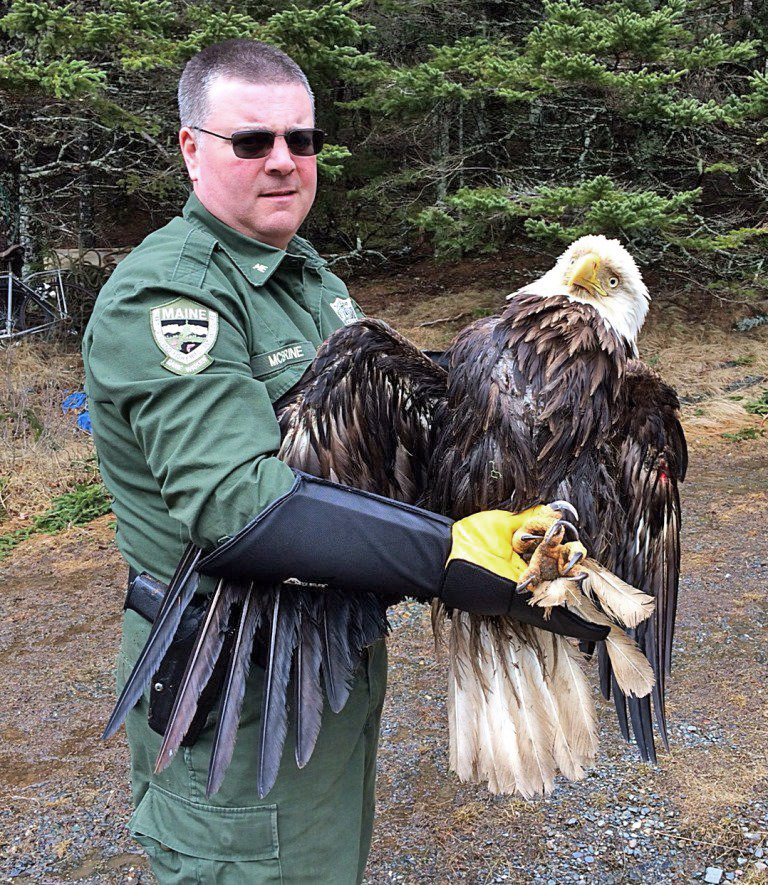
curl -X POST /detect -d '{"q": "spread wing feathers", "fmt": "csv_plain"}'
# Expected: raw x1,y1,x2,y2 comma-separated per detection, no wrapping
429,294,628,518
155,579,241,773
320,589,356,714
443,610,597,798
239,318,437,783
102,544,202,740
609,359,687,757
258,585,299,798
206,584,261,797
155,579,237,774
277,318,447,503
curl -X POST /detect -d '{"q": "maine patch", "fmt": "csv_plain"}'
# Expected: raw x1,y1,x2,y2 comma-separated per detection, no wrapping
329,296,358,326
150,298,219,376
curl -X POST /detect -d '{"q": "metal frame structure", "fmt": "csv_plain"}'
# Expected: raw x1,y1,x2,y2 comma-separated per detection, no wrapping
1,269,69,340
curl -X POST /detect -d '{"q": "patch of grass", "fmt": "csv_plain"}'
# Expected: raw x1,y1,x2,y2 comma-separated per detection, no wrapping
721,427,765,442
722,355,756,368
0,481,111,561
745,389,768,416
0,526,35,559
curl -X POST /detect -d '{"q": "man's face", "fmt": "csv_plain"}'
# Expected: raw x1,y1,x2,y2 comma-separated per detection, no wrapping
179,76,317,250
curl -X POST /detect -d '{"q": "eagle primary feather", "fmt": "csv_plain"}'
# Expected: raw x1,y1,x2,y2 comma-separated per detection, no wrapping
295,593,325,769
206,584,261,797
258,586,299,798
154,578,238,774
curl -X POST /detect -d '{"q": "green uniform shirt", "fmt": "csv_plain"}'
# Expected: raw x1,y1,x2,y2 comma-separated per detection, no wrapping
83,192,363,582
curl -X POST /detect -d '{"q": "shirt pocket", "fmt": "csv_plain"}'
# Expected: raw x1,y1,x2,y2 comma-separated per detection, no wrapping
249,339,317,401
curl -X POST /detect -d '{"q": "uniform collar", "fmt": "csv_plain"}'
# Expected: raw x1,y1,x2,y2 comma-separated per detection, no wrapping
182,192,324,287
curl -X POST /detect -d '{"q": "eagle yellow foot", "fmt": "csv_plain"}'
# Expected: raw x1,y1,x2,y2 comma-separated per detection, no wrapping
514,517,587,592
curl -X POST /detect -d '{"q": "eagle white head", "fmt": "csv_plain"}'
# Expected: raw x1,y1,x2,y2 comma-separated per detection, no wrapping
509,235,650,349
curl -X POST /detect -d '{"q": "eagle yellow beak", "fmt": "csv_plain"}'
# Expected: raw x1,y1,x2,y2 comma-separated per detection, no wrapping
566,252,607,298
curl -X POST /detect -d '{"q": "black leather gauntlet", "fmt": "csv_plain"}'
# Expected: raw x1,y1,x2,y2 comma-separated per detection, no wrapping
198,471,608,642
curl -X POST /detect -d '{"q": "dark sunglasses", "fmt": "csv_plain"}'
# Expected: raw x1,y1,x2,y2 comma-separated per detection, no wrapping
191,126,325,159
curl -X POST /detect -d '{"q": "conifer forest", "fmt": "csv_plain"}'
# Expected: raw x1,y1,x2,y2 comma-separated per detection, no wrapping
0,0,766,292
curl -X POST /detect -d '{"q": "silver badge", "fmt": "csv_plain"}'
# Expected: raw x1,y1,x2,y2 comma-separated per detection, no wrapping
329,296,358,326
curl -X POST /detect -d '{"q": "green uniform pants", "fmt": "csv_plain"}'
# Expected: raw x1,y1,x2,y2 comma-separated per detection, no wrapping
117,609,387,884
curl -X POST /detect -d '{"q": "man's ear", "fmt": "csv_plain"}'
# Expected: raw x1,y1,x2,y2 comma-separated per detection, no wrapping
179,127,200,183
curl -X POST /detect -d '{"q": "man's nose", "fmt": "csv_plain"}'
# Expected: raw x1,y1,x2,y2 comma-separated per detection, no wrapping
263,135,296,175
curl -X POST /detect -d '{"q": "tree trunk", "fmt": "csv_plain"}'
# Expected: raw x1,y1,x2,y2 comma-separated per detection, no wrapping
436,106,450,203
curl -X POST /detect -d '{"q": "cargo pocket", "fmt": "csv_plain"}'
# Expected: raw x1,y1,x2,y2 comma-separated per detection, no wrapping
130,782,281,881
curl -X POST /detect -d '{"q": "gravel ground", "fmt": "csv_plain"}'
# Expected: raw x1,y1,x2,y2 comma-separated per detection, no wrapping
1,437,767,884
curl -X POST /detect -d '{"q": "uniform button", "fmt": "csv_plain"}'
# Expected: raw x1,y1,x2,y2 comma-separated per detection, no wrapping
153,682,164,692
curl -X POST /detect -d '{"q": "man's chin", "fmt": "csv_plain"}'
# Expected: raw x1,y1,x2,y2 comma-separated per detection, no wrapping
243,219,299,249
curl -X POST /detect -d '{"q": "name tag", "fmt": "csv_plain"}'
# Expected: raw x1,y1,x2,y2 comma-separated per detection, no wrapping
251,340,316,377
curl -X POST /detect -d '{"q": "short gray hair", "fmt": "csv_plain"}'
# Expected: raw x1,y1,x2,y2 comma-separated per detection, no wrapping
178,39,315,128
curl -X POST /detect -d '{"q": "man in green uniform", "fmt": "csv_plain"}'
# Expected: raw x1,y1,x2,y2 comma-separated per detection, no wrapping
84,39,604,884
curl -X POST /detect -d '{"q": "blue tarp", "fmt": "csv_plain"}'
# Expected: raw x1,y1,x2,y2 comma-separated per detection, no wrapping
62,391,92,435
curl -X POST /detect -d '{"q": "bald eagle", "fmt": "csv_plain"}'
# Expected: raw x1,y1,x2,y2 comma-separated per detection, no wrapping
106,235,685,800
426,235,686,793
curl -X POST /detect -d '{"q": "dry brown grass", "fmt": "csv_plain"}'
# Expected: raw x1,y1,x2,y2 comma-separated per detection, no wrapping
640,301,768,442
0,340,93,524
376,286,507,351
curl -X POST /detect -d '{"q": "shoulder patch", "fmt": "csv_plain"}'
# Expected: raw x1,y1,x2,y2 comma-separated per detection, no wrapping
329,296,358,326
150,298,219,376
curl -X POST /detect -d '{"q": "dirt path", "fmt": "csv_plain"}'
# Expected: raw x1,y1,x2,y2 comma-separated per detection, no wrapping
1,435,766,883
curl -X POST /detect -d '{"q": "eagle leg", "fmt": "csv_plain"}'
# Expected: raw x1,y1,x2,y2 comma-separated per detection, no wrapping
516,521,586,590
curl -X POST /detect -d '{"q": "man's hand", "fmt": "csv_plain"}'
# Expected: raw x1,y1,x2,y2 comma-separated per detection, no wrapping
447,502,579,586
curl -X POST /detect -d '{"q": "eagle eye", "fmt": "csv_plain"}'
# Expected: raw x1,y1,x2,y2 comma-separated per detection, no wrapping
608,276,619,288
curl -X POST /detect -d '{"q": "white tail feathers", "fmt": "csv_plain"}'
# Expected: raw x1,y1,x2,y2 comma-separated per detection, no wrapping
443,612,598,798
438,563,654,798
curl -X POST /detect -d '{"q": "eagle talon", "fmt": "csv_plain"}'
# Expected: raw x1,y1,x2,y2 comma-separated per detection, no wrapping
516,574,537,592
519,532,544,542
562,550,585,575
546,500,579,524
559,520,579,542
542,519,567,546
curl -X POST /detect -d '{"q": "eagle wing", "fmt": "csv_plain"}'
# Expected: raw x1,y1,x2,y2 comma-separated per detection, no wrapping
607,358,688,761
257,319,447,792
277,317,447,503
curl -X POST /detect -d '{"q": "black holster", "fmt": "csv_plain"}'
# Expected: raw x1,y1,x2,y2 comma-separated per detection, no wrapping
125,571,234,746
